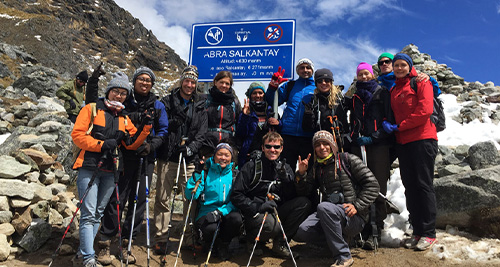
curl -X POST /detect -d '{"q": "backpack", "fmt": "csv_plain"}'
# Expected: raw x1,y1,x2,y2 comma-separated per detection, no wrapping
410,77,446,132
285,80,296,102
71,103,97,165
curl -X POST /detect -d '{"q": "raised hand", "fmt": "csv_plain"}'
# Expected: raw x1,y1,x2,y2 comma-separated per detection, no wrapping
91,62,106,79
267,117,279,125
297,153,311,175
243,98,250,115
269,66,288,89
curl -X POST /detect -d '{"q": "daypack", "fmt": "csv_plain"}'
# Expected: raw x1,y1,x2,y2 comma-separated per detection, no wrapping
71,102,97,165
410,77,446,132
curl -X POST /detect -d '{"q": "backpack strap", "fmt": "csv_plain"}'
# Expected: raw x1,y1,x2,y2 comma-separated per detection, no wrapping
409,77,418,93
338,152,352,179
248,156,263,191
285,80,296,102
85,102,97,135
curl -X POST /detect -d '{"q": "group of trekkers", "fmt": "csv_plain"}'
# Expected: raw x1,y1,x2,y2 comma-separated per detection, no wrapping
57,51,440,267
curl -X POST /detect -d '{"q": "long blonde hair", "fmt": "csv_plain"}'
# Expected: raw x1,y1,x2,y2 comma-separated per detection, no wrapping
314,81,342,108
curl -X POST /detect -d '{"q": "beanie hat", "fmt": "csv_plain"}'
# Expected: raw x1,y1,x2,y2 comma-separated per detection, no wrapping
106,72,132,98
76,70,88,83
180,65,199,84
314,68,334,83
378,52,394,62
312,130,337,153
245,82,266,97
356,62,374,76
133,66,155,85
296,58,314,74
393,53,413,70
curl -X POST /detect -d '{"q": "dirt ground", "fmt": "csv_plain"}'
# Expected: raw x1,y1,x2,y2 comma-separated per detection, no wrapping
6,216,499,267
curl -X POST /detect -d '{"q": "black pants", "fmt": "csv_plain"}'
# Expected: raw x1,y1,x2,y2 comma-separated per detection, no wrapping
244,196,312,242
282,135,313,171
396,139,438,238
196,211,243,246
100,157,154,240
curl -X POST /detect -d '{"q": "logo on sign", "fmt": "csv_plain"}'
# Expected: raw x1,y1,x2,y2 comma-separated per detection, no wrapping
235,28,251,42
205,27,223,45
264,24,283,43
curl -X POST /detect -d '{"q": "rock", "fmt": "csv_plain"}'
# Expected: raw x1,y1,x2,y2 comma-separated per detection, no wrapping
467,141,499,170
59,244,74,255
59,174,70,184
0,121,13,134
437,165,471,177
0,223,15,236
17,218,52,253
39,172,56,185
47,183,67,195
20,148,55,171
454,145,470,159
11,65,60,98
0,155,32,179
8,198,31,209
11,207,32,235
36,96,66,113
0,234,10,261
25,172,40,183
435,165,500,238
0,211,12,224
0,197,8,212
48,208,63,225
0,179,34,200
443,154,462,165
35,121,63,133
54,169,65,179
31,201,50,220
30,183,53,202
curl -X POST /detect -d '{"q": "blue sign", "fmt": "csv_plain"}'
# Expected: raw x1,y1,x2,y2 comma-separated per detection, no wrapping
189,19,296,82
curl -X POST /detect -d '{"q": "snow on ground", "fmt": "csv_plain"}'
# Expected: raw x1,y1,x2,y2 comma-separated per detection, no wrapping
0,133,10,146
381,93,500,263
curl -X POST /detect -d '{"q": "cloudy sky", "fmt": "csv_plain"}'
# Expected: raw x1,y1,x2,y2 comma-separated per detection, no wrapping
115,0,500,92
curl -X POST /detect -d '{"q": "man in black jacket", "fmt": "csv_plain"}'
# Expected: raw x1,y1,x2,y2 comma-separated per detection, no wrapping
293,130,379,267
231,132,312,258
153,65,208,252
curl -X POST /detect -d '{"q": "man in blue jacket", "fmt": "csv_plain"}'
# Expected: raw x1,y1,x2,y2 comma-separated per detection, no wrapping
265,58,316,170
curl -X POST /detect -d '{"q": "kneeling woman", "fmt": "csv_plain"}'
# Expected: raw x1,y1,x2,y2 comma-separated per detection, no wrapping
185,143,242,261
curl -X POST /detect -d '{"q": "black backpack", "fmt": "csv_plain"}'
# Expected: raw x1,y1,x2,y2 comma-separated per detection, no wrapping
410,77,446,132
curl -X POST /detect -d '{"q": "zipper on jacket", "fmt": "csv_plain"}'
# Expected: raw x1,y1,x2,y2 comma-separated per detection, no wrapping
219,105,223,141
374,119,377,131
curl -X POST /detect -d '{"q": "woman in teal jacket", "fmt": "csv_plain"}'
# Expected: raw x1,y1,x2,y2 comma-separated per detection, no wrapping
185,143,242,260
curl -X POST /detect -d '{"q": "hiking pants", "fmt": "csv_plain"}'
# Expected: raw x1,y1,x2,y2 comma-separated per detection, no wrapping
196,211,243,245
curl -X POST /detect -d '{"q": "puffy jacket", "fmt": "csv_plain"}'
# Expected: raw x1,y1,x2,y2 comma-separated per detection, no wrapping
123,92,168,161
56,79,85,116
231,155,296,219
71,99,152,171
265,77,315,137
204,86,242,151
377,72,396,91
295,153,379,222
391,67,437,144
159,88,207,163
185,157,237,221
348,80,394,145
235,105,281,167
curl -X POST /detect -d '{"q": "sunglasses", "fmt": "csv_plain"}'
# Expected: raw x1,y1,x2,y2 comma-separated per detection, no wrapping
264,144,282,150
378,59,392,66
316,78,332,84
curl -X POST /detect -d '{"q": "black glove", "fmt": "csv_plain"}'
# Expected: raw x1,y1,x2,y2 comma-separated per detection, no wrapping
259,200,277,213
136,143,151,156
143,110,154,126
206,209,222,223
178,145,193,157
194,158,205,174
69,99,77,110
101,139,117,151
91,62,106,79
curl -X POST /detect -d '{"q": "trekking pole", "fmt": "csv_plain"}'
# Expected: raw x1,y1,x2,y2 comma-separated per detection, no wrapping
183,156,198,260
246,181,276,267
268,191,297,267
204,220,221,267
48,155,106,267
360,143,378,250
126,157,143,267
111,147,124,267
174,176,202,267
144,157,151,267
161,139,187,263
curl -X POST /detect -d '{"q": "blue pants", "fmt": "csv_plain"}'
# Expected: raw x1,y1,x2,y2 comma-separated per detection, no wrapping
294,202,364,261
77,167,116,261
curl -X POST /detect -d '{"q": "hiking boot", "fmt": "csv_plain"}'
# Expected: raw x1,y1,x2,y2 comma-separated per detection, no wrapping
402,235,420,249
247,241,263,256
121,239,136,264
97,240,112,265
272,239,292,258
217,241,231,261
330,257,354,267
415,237,437,251
362,237,376,250
83,257,103,267
153,241,167,255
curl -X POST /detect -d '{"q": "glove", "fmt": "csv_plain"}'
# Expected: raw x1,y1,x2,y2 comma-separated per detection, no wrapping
382,121,399,134
101,139,117,151
194,158,206,174
143,110,154,126
136,143,151,156
178,145,193,157
206,209,222,223
356,136,373,146
69,99,77,110
259,200,277,213
269,66,288,89
91,62,106,79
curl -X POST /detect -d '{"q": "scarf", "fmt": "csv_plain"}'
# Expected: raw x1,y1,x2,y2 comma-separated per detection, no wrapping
209,86,235,105
316,152,334,164
377,72,396,90
104,98,125,115
355,80,379,105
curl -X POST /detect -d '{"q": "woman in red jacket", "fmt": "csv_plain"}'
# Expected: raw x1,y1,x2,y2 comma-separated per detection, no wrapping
382,53,438,251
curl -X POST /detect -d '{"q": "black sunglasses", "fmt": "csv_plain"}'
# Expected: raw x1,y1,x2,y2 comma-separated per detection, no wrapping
378,59,392,66
264,144,282,150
